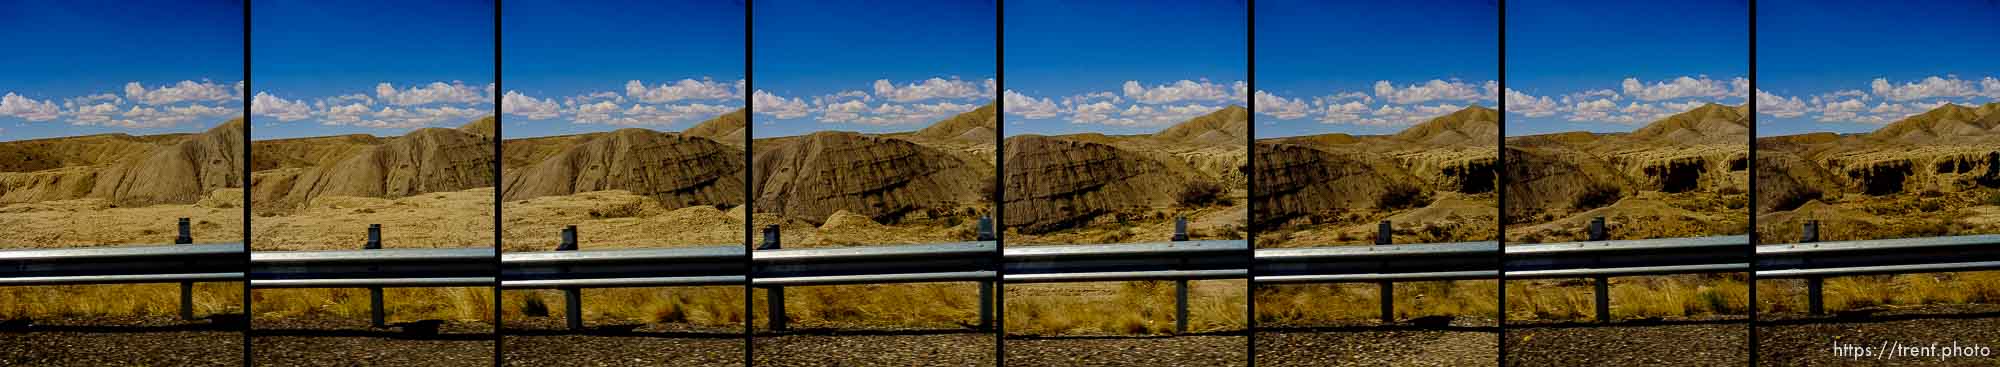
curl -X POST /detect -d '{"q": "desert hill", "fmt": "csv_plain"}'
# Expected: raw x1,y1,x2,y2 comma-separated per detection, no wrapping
1757,103,2000,214
0,119,244,207
1252,106,1498,228
683,109,747,145
501,128,744,209
915,103,998,144
1002,105,1248,234
1867,103,1999,142
753,131,987,225
252,117,495,211
1504,104,1750,222
1392,105,1500,145
748,105,996,225
1154,105,1249,145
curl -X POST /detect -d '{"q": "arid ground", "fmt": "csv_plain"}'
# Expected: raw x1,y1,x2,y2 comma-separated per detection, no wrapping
0,119,247,364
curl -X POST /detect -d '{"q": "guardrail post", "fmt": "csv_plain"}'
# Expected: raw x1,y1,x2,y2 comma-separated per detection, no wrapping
1172,216,1190,334
176,218,194,320
761,225,787,331
367,224,385,328
1803,220,1824,316
559,225,583,330
1377,220,1394,324
1589,217,1610,323
978,216,995,241
977,216,995,330
1172,216,1189,241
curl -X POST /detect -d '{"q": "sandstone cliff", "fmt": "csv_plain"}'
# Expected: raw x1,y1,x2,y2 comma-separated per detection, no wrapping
753,131,985,225
1002,135,1189,234
502,128,744,209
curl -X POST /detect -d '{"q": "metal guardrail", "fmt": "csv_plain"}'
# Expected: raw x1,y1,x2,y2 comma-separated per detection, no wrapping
1503,217,1751,322
498,225,746,330
0,218,242,320
248,224,494,327
1253,220,1499,324
1004,217,1249,333
752,217,999,332
1756,220,2000,315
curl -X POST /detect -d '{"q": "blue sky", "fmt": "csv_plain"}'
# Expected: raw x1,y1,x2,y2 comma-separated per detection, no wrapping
502,1,743,138
250,0,493,140
0,0,242,142
1255,0,1496,138
751,0,994,137
1003,0,1246,136
1505,0,1749,136
1756,0,2000,136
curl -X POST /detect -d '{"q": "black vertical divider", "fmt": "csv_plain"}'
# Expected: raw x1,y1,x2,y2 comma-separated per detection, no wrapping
241,1,254,364
1745,0,1759,365
1495,1,1509,365
743,1,757,365
491,0,505,365
993,0,1007,365
1244,1,1257,365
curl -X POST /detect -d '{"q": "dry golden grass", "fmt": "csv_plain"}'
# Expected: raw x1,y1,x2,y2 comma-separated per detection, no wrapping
1005,280,1244,335
1756,271,2000,314
0,191,246,320
252,188,492,251
0,189,245,249
1506,274,1748,321
248,188,492,323
0,283,242,319
251,287,492,323
751,283,986,330
502,287,744,328
1256,280,1497,326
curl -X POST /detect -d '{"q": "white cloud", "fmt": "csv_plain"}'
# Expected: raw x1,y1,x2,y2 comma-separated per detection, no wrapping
1253,90,1310,119
1316,101,1371,124
1504,88,1560,118
1870,76,1982,101
376,81,491,106
1122,79,1243,104
125,80,238,105
1755,89,1809,118
253,93,313,122
501,91,562,120
625,78,739,103
1373,79,1495,104
751,90,812,119
1003,90,1063,119
610,103,738,126
872,77,992,102
1620,76,1741,101
0,93,62,121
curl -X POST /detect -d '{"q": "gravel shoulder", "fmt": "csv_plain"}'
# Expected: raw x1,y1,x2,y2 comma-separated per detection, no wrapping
1257,328,1497,366
1505,317,1749,366
1758,304,2000,366
501,318,744,366
0,315,243,366
252,316,493,366
1004,334,1246,366
753,330,995,366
